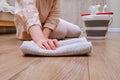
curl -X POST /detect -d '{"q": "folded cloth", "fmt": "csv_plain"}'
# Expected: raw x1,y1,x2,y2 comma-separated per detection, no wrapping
20,37,92,56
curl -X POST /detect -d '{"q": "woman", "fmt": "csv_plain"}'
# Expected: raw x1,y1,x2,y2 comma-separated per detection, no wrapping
15,0,81,50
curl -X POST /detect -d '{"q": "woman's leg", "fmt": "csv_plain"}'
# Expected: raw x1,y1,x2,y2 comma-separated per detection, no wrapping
49,19,81,39
49,19,67,39
63,19,82,38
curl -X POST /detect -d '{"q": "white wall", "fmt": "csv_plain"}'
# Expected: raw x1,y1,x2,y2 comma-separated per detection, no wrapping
107,0,120,28
60,0,82,27
60,0,106,29
61,0,120,28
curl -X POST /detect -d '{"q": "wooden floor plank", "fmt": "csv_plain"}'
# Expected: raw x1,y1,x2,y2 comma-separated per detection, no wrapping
1,33,120,80
0,53,38,80
10,57,89,80
89,33,120,80
0,34,38,80
0,34,89,80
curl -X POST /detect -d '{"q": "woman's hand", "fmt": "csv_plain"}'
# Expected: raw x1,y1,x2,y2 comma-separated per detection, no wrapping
29,25,60,50
36,39,60,50
41,27,60,50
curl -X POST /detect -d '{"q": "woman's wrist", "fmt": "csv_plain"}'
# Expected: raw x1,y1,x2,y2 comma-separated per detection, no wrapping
43,27,52,38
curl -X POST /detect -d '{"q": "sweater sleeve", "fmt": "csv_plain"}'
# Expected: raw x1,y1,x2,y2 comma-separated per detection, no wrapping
43,0,60,30
15,0,41,33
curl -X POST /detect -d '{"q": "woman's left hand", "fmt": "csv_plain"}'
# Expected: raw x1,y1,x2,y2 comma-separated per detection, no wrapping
43,27,60,50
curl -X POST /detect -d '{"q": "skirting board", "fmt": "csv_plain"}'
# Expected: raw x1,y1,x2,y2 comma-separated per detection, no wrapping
81,28,120,33
108,28,120,33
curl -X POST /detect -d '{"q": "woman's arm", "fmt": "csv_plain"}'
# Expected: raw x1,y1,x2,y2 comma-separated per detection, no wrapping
29,25,59,50
43,27,52,38
21,0,42,32
29,25,47,49
16,0,59,50
43,0,60,36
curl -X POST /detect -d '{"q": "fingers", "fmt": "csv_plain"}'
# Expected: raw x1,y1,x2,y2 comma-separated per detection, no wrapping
52,39,60,48
37,39,60,50
39,44,46,50
42,39,60,50
47,40,56,50
42,41,51,50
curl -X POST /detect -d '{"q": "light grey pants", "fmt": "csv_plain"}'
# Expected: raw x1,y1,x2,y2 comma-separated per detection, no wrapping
49,19,81,39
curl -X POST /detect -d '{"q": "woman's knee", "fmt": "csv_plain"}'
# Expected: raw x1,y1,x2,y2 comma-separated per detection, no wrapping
66,23,82,38
49,20,67,39
49,19,82,39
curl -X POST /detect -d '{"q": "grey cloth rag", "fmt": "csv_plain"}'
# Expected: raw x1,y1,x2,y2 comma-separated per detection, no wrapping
20,37,92,56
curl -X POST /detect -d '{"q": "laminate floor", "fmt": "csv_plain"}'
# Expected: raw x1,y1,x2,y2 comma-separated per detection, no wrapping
0,33,120,80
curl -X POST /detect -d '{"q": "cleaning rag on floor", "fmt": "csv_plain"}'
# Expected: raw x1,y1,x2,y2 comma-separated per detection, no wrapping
20,37,92,56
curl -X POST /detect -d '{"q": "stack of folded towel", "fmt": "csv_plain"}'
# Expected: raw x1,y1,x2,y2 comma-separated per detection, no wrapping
20,37,92,56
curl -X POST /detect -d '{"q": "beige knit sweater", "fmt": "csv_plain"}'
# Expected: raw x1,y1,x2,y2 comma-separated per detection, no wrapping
15,0,60,40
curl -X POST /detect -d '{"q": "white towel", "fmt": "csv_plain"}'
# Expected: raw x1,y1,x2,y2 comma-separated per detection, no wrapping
20,37,92,56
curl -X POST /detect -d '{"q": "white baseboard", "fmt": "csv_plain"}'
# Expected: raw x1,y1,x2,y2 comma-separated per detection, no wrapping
82,27,120,33
108,28,120,32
